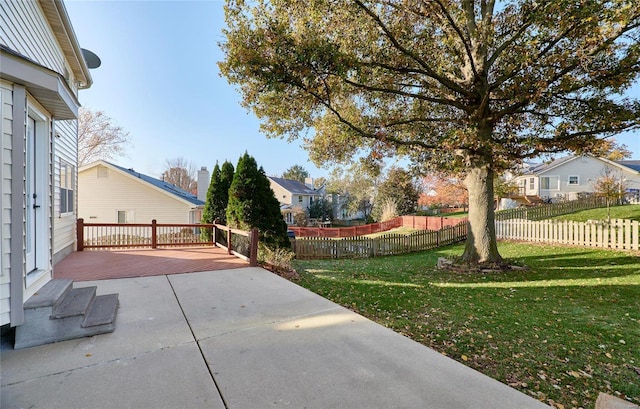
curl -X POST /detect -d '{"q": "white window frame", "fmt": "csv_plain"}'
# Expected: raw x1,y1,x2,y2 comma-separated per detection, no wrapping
529,178,535,191
117,210,135,224
568,175,579,185
59,159,75,215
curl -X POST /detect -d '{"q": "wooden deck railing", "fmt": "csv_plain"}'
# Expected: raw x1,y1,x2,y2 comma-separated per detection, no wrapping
77,219,259,266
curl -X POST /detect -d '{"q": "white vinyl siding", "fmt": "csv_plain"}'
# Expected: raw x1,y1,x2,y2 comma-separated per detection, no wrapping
0,0,79,96
78,164,196,224
269,182,292,205
52,119,77,262
538,156,640,201
0,1,66,77
0,81,13,325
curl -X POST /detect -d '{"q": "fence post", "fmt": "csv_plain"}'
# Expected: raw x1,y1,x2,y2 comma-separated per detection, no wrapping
249,228,259,267
151,219,157,249
77,218,84,251
227,227,233,255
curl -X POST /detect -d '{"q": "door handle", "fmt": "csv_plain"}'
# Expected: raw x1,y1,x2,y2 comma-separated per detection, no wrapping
33,204,40,209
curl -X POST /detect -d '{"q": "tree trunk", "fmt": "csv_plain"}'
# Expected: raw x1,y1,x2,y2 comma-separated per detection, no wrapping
461,156,503,264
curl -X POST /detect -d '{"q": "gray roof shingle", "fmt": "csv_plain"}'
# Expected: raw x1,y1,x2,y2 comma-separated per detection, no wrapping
109,162,204,206
269,177,321,195
616,160,640,172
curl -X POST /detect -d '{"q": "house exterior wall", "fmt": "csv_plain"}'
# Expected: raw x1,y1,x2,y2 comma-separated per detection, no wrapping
513,156,640,202
269,180,318,209
1,81,13,325
52,119,77,263
294,194,314,210
1,0,86,327
269,182,292,206
78,164,196,224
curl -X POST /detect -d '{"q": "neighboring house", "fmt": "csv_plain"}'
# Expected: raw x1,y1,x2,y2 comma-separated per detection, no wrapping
78,161,206,225
510,155,640,204
1,0,93,328
330,192,368,222
268,177,323,224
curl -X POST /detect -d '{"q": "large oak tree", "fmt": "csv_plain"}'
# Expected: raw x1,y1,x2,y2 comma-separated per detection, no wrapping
220,0,640,264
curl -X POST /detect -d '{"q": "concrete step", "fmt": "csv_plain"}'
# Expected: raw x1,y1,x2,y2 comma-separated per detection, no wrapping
82,294,119,328
52,287,97,319
14,279,119,349
24,278,73,309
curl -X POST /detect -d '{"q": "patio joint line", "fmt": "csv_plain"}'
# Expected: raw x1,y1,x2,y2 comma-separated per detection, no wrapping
1,342,193,388
166,275,229,409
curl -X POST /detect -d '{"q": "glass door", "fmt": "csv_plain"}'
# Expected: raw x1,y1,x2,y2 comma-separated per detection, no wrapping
25,116,37,274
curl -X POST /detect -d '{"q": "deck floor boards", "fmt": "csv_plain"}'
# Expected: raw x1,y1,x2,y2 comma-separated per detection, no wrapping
54,247,248,281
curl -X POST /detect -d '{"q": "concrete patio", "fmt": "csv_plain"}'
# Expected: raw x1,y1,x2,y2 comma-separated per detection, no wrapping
1,267,550,409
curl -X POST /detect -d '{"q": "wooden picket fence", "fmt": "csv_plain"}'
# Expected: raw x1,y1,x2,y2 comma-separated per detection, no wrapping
496,218,640,251
288,215,466,238
495,196,607,221
293,222,467,259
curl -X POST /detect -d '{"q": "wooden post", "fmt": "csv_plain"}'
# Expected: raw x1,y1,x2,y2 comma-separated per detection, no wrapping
227,227,233,255
151,219,157,249
249,228,259,267
77,218,84,251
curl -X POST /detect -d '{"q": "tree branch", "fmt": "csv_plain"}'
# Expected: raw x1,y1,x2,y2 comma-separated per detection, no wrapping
353,0,473,97
432,0,479,79
342,77,468,110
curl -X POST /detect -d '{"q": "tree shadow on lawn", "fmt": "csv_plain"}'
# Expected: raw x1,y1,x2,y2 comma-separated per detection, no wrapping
429,246,640,282
513,253,640,280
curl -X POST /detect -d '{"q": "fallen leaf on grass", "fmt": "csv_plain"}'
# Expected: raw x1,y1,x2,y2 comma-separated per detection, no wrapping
567,370,581,378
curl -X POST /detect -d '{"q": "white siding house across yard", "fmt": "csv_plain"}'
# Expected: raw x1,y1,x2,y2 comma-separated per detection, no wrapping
512,155,640,202
78,161,205,225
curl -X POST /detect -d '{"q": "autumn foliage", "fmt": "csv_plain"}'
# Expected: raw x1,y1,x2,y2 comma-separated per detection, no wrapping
420,174,468,210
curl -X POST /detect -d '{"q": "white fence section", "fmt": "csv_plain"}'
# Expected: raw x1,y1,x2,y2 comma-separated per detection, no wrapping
496,218,640,251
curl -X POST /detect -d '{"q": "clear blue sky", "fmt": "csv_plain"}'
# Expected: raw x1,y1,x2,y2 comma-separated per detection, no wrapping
66,0,640,180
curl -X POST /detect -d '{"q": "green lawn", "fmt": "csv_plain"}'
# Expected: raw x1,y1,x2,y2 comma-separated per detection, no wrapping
365,226,420,237
292,242,640,409
548,204,640,222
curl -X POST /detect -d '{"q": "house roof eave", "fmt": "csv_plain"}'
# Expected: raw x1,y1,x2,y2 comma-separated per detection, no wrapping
39,0,93,89
0,46,80,119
